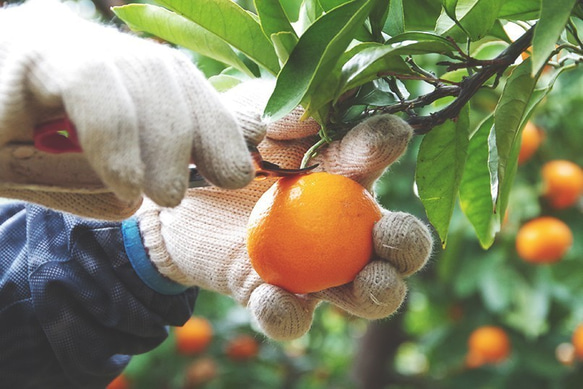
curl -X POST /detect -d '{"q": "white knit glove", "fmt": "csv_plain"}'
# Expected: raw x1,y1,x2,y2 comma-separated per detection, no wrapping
0,0,254,219
137,81,433,340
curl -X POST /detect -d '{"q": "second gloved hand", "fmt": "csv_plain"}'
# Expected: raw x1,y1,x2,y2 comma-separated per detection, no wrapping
136,81,433,340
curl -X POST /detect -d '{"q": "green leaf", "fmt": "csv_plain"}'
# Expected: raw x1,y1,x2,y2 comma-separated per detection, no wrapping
471,41,508,60
574,1,583,19
498,0,540,21
384,0,404,36
493,59,538,220
404,0,444,31
345,80,399,106
370,0,390,41
493,68,566,216
270,32,298,63
453,251,490,297
208,74,243,92
302,42,387,118
280,0,303,22
338,44,415,93
488,20,512,43
254,0,298,61
440,0,471,38
460,0,505,41
255,0,298,38
318,0,375,42
436,0,505,41
297,0,325,32
385,31,459,53
442,0,458,19
520,69,566,125
154,0,280,74
318,0,354,11
303,39,417,120
340,33,455,89
264,0,376,122
531,0,577,75
416,105,470,247
479,256,516,312
459,114,499,249
317,32,454,109
113,4,254,76
302,33,455,115
487,124,499,207
505,282,550,338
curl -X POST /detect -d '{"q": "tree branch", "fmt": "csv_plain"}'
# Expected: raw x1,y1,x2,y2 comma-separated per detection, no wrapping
379,85,461,115
351,317,407,388
398,25,535,135
91,0,125,20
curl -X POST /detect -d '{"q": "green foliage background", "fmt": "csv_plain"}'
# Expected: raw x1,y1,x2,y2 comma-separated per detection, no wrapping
92,0,583,387
122,67,583,389
111,0,583,250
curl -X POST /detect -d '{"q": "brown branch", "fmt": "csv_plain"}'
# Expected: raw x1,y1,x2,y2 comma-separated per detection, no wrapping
351,318,407,388
381,72,461,86
91,0,125,20
436,57,508,71
378,85,461,115
406,25,535,134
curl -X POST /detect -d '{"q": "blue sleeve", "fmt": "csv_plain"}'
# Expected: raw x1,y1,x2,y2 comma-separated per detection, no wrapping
0,202,197,388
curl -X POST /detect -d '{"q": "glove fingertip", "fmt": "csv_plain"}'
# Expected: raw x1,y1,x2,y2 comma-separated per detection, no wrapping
312,262,407,320
350,262,407,319
144,175,188,208
349,114,412,168
314,114,413,189
95,162,144,205
191,116,256,189
373,212,433,276
248,284,317,341
202,155,256,190
239,113,267,147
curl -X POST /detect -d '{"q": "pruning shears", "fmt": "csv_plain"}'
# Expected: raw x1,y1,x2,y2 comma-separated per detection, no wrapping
30,116,317,190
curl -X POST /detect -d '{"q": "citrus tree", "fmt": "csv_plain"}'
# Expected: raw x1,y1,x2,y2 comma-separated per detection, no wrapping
112,0,583,248
91,0,583,388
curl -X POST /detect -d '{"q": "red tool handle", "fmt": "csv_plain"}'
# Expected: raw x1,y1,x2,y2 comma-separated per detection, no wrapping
0,117,104,192
33,117,82,154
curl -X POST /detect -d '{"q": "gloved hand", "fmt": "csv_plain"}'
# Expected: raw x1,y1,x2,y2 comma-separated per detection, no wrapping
0,0,254,219
136,81,433,340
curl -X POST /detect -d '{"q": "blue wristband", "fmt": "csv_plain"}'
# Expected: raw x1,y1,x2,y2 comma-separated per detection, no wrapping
121,218,189,296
